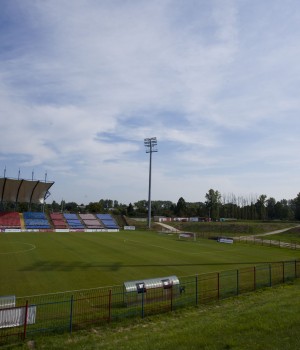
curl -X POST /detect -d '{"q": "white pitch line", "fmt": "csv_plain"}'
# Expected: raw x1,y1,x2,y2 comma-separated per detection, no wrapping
0,242,36,255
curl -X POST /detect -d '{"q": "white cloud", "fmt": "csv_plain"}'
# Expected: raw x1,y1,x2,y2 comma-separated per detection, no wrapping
1,0,300,204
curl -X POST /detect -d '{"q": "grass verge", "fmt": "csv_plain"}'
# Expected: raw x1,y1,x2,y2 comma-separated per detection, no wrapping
10,280,300,350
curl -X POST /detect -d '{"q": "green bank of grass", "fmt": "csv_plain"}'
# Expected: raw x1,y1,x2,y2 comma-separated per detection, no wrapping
11,280,300,350
1,230,300,296
258,226,300,244
165,220,298,237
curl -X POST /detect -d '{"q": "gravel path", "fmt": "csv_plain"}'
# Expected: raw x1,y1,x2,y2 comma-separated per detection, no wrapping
236,225,300,249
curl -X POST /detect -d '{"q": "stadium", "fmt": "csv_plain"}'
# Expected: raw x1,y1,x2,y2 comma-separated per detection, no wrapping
0,177,119,232
1,176,300,347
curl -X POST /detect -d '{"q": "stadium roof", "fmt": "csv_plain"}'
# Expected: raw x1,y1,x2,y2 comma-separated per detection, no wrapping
0,177,54,204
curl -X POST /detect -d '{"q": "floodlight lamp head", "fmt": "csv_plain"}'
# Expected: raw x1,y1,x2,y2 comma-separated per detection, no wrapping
144,137,158,153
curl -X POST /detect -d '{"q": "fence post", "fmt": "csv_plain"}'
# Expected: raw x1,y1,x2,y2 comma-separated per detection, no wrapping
108,290,112,323
122,285,125,305
195,275,198,305
69,295,74,334
141,290,145,319
217,272,220,300
23,300,29,340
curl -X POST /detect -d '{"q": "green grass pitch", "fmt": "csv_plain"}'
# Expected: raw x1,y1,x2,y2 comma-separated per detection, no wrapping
1,230,300,297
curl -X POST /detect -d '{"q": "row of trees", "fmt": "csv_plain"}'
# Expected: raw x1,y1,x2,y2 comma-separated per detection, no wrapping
130,191,300,221
2,190,300,221
203,190,300,221
47,190,300,221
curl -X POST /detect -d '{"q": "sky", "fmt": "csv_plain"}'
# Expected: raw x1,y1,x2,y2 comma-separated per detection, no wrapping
1,0,300,206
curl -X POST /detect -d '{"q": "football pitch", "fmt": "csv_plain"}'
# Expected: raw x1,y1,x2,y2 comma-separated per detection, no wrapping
1,230,300,297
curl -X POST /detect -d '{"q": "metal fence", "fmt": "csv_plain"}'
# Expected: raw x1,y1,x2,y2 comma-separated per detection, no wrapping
236,236,300,250
0,259,299,346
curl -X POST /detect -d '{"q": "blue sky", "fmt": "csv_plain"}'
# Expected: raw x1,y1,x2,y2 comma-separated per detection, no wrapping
1,0,300,205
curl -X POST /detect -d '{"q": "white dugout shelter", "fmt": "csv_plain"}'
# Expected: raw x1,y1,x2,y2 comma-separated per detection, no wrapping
123,276,180,306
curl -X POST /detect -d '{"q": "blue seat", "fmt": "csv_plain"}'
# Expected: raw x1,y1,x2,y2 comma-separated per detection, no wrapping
96,214,119,229
23,213,50,229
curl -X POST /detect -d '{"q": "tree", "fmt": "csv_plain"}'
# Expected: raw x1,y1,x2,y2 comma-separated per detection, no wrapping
99,199,113,211
150,200,177,217
274,199,293,220
255,195,267,220
64,202,79,212
186,202,201,217
293,193,300,220
86,201,103,213
197,202,207,217
134,200,148,217
127,203,134,216
205,189,221,220
266,197,276,220
45,200,60,213
175,197,187,217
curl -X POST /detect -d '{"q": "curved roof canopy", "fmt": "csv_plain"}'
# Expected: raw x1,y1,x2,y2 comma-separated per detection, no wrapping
0,177,54,204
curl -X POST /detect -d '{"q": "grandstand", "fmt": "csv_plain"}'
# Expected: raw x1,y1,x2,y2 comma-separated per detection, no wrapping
0,212,21,230
79,214,104,229
23,212,51,229
96,214,119,229
49,213,68,229
0,212,121,232
63,213,85,229
0,176,120,232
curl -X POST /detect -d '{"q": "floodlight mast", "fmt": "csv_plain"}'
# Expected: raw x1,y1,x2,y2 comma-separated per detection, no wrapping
144,137,158,229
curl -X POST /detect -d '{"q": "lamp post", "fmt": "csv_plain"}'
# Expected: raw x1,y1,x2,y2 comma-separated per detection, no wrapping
144,137,158,229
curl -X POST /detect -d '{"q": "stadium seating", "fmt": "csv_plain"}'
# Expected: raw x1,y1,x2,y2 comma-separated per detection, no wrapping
78,214,104,229
50,213,68,229
63,213,85,229
96,214,119,229
0,212,21,229
23,212,51,229
0,211,119,231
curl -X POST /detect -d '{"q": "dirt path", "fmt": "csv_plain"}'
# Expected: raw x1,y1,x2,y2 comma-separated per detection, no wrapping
237,225,300,240
156,222,180,232
236,225,300,249
258,225,300,237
